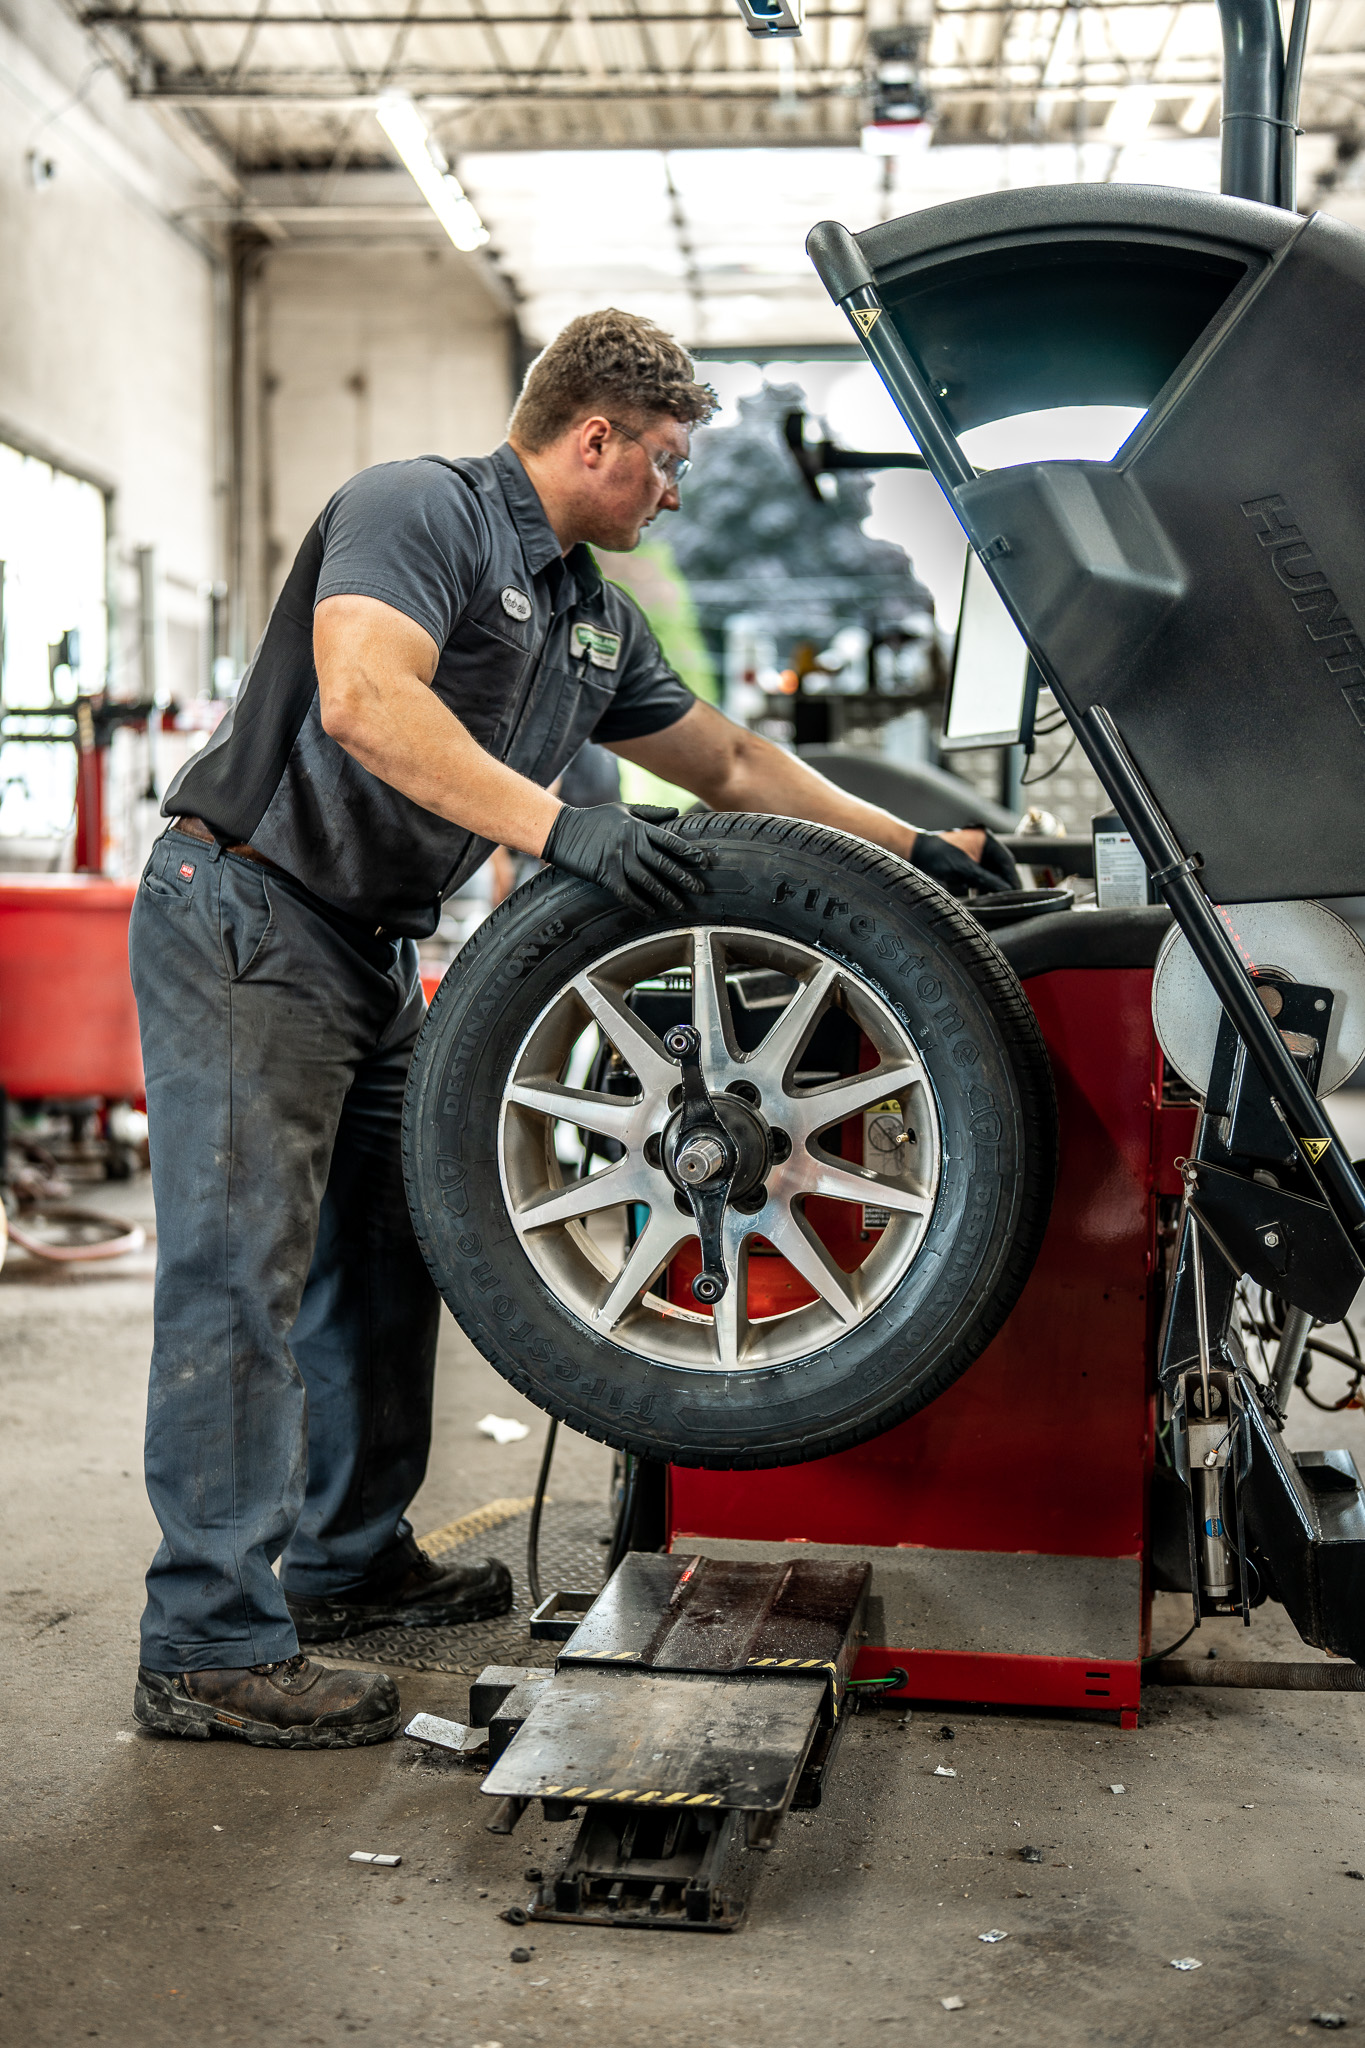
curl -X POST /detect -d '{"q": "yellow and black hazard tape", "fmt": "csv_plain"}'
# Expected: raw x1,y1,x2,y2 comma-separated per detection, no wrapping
539,1784,726,1807
746,1655,844,1716
745,1657,838,1673
560,1648,641,1662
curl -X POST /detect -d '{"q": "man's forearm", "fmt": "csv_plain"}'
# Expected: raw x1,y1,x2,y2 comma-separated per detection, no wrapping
686,726,919,861
613,703,998,867
611,701,921,857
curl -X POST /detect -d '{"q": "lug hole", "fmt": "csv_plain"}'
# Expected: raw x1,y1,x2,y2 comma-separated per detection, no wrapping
644,1133,663,1170
730,1185,767,1215
769,1130,792,1163
725,1080,761,1106
668,1084,685,1110
674,1190,693,1215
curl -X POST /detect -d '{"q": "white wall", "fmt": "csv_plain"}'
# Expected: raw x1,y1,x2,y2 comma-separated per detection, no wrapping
0,0,223,699
243,245,515,638
0,3,514,867
0,0,227,868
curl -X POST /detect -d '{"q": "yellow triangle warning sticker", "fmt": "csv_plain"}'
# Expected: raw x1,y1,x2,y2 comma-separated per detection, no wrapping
1301,1136,1331,1164
852,306,882,336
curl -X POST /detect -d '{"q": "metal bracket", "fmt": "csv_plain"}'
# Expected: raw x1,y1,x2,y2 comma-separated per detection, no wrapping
663,1024,736,1305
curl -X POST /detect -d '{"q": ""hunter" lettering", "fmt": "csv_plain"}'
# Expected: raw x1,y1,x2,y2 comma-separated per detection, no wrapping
1241,495,1365,728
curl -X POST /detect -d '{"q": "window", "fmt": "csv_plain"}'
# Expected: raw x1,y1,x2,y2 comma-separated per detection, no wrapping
0,441,108,847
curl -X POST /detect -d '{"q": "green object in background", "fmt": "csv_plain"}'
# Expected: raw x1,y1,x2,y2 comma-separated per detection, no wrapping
593,536,716,813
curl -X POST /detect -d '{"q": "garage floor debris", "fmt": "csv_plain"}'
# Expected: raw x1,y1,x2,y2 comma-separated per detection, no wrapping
2,1169,1365,2045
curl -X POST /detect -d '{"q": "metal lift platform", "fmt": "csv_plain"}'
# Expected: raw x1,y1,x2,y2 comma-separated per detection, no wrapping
467,1553,868,1931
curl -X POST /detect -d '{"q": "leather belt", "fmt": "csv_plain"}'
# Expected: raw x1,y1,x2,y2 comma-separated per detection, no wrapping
172,815,277,870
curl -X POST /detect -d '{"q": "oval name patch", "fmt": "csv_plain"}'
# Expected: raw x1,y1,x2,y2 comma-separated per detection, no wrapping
500,586,532,623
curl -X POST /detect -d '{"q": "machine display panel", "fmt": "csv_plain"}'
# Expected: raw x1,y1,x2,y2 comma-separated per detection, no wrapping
941,548,1032,750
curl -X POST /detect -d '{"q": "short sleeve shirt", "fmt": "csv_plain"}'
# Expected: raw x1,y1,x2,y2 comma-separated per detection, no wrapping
163,444,696,937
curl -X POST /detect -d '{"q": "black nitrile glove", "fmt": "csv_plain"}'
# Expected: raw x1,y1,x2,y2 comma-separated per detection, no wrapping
543,802,709,917
966,826,1022,891
911,830,1016,898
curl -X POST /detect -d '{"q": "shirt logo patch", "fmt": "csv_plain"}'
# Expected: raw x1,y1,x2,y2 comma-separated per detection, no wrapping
571,622,622,672
500,586,533,623
179,861,196,881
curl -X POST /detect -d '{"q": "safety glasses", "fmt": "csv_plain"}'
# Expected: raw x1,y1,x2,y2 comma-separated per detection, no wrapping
608,419,692,488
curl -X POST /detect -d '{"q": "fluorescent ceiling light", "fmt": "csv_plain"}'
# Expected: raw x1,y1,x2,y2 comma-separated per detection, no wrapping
376,93,489,252
1104,87,1157,146
861,120,933,157
1180,88,1219,135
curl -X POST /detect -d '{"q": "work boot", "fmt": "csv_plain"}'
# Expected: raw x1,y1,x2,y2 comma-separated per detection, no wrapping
285,1549,514,1645
133,1653,400,1748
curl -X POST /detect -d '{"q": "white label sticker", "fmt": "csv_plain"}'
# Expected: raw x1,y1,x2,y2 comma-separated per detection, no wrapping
571,621,622,671
500,586,532,622
862,1099,910,1232
1094,829,1148,909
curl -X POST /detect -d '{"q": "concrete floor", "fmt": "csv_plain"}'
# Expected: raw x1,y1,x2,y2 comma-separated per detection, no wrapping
4,1151,1365,2047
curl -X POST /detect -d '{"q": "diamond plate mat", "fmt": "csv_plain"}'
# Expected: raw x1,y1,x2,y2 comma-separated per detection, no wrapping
320,1500,612,1675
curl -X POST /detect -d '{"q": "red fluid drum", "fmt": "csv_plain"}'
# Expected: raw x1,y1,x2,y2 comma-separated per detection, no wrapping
0,875,143,1100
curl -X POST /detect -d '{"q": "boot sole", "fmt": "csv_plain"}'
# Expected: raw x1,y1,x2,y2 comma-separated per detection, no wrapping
289,1589,515,1644
132,1676,399,1749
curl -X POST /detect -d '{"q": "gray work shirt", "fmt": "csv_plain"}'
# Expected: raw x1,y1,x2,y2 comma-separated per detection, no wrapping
164,444,696,937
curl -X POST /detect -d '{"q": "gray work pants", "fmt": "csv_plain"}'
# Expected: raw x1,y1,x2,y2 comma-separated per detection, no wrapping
129,826,441,1672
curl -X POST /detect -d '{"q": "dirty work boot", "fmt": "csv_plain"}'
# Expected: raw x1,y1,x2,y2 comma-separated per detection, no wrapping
285,1550,514,1645
133,1654,400,1748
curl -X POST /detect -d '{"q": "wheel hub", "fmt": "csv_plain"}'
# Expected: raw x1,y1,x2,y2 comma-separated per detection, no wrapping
662,1095,770,1199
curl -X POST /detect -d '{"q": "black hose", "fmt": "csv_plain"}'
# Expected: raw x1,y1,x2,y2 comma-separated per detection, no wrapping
1147,1659,1365,1689
1279,0,1312,208
603,1453,641,1580
1216,0,1286,205
525,1418,558,1611
1142,1620,1200,1665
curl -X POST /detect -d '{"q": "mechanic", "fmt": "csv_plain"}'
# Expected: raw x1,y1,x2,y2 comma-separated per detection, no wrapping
129,308,1017,1750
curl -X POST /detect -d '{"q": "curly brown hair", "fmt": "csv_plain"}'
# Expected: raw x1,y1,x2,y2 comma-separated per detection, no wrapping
508,309,718,451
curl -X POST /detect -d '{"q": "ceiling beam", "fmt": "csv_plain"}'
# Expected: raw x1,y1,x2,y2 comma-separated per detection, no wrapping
77,3,1206,21
133,66,1255,99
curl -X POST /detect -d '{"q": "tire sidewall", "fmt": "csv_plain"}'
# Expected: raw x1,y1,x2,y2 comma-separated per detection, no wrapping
404,817,1050,1467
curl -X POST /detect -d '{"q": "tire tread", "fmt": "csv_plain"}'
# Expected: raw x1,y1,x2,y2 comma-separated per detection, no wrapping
404,814,1057,1469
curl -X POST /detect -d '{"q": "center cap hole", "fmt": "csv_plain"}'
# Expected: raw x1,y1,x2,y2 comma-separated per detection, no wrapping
661,1095,769,1201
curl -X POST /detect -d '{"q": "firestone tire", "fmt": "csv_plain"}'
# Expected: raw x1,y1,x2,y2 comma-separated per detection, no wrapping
402,813,1056,1470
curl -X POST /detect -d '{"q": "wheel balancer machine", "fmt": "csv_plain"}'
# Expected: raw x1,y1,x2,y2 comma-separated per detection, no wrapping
426,0,1365,1930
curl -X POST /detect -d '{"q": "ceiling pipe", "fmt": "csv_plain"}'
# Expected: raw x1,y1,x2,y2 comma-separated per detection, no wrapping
1216,0,1284,205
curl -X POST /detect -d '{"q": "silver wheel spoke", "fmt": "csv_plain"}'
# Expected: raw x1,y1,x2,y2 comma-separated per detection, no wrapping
785,1061,925,1145
790,1156,933,1216
759,1203,859,1323
499,925,943,1373
506,1079,646,1148
516,1159,656,1231
594,1204,695,1330
691,928,739,1081
746,958,840,1093
570,971,676,1098
712,1223,750,1369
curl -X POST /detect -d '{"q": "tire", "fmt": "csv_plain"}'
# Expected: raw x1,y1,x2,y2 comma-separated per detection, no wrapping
403,813,1056,1469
